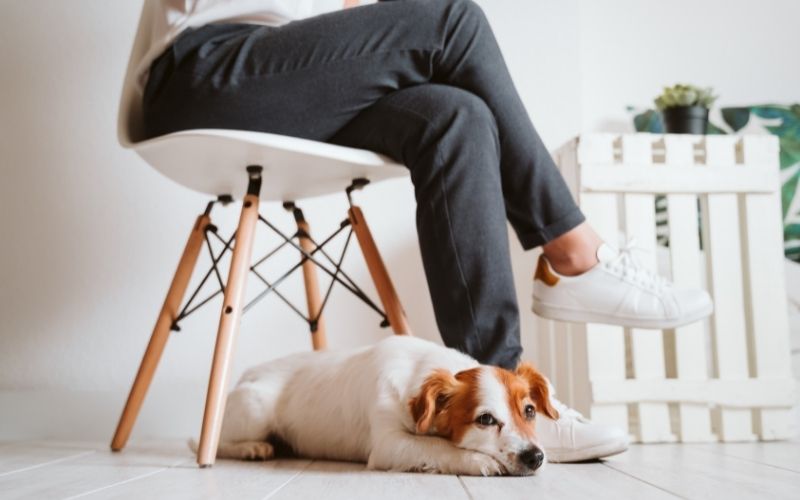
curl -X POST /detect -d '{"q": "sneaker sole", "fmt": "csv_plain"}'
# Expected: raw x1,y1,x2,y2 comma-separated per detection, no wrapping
532,300,713,330
546,440,629,463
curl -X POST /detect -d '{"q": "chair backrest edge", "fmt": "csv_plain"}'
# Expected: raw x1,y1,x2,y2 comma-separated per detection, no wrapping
117,0,154,148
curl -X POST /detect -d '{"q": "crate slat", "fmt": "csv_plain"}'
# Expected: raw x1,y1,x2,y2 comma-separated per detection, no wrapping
580,164,778,194
575,135,629,431
620,135,674,443
591,378,795,407
663,135,715,442
701,136,755,441
740,135,796,440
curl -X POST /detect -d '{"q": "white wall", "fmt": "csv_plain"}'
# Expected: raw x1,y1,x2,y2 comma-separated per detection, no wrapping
578,0,800,132
1,0,797,440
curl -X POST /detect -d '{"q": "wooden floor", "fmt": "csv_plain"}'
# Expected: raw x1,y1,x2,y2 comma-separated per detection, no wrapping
1,440,799,499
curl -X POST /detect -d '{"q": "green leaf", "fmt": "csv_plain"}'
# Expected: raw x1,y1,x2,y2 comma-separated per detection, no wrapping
633,109,664,133
655,84,716,109
751,105,798,125
782,168,800,219
784,223,800,260
751,105,784,119
721,107,751,132
787,245,800,263
765,122,800,137
786,223,800,239
778,139,800,169
707,121,727,135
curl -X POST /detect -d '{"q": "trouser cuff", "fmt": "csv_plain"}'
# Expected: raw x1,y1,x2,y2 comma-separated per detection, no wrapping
517,208,586,250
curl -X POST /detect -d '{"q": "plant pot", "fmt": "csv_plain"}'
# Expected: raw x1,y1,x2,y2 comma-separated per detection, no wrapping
661,105,709,134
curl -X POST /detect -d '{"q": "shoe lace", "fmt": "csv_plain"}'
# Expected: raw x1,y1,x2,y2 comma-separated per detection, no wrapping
604,238,669,292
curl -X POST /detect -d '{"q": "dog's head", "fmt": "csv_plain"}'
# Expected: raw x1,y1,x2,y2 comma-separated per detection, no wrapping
408,362,557,475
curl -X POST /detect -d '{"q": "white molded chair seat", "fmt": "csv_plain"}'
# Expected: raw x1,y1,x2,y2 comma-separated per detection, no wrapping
119,1,407,200
133,128,407,200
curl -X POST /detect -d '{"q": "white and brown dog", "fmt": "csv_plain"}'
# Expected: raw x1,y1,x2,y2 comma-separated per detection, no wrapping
210,335,558,476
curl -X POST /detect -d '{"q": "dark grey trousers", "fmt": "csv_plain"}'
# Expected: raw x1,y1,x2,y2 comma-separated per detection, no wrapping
142,0,585,369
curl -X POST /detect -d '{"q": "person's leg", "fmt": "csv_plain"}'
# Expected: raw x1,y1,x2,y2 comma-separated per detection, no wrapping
331,84,521,369
144,0,584,249
142,0,581,366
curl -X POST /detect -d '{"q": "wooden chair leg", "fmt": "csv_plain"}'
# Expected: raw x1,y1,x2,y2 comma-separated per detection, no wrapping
110,212,210,452
196,168,262,467
348,205,412,335
295,213,327,350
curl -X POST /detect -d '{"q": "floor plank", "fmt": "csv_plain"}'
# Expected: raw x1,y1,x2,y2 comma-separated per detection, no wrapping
691,441,800,473
0,442,191,500
460,462,680,500
2,441,799,499
269,460,470,500
76,458,313,500
603,444,800,500
0,441,96,476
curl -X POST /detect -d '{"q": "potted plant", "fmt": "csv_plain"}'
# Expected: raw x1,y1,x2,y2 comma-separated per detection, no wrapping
654,84,717,134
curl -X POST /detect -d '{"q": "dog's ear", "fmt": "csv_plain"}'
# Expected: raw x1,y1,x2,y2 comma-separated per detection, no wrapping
409,369,457,434
516,362,559,420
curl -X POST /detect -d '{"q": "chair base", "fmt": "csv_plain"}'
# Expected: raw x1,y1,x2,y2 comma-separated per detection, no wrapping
109,172,411,467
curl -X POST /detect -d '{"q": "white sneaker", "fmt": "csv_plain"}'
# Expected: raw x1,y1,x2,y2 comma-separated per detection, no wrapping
532,242,713,329
538,392,630,462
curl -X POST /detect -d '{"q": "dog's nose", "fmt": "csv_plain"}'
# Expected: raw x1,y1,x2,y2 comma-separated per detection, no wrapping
519,447,545,470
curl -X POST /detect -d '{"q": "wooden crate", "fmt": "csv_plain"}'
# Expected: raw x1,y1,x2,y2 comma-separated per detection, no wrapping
537,133,796,443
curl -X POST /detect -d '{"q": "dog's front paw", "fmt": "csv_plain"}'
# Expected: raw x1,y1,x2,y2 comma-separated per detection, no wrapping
454,451,505,476
217,440,275,461
402,463,442,474
240,441,274,461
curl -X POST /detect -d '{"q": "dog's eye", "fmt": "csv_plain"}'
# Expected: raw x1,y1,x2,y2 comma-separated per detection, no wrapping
476,413,498,426
524,404,536,420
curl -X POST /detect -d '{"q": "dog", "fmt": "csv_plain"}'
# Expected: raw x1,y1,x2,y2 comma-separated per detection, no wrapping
208,335,558,475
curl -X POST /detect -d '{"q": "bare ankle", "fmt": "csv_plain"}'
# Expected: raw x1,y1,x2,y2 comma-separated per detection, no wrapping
540,223,602,277
543,251,597,276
